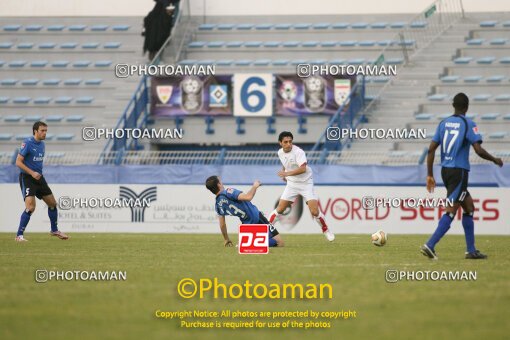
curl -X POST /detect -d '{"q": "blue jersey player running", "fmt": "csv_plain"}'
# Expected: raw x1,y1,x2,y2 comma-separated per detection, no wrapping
421,93,503,259
205,176,284,247
15,121,69,242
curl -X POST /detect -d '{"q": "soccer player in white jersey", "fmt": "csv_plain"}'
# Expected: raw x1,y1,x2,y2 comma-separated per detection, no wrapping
268,131,335,241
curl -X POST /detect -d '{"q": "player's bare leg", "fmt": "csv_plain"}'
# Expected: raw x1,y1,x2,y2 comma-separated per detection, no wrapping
42,194,69,240
307,199,335,241
15,196,36,242
268,199,292,224
460,195,486,259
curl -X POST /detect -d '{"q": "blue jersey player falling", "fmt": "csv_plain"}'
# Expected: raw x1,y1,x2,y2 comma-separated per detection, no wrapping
421,93,503,260
15,121,69,241
205,176,284,247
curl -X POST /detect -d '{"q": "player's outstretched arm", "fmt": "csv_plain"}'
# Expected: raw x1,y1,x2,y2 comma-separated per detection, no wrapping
218,216,233,247
278,164,307,178
426,141,439,193
237,180,261,201
472,143,503,167
15,154,41,180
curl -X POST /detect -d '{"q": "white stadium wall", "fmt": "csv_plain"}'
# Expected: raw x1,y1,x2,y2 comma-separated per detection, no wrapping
1,184,508,235
0,0,508,16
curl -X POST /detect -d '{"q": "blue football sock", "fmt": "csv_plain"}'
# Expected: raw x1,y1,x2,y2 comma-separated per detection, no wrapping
17,210,32,236
426,213,454,251
462,213,476,253
268,236,277,247
48,207,58,232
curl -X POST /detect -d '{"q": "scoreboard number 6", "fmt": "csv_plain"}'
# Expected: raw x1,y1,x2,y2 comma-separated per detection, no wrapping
234,74,273,117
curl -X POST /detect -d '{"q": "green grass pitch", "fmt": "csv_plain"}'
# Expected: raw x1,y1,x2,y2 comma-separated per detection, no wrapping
1,233,509,340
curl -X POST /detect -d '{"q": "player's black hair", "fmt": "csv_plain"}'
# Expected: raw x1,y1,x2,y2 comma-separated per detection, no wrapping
205,175,220,194
32,121,47,135
452,93,469,112
278,131,294,142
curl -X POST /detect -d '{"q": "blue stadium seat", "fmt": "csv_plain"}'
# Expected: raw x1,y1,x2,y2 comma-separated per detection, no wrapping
39,42,56,49
1,79,18,86
481,113,500,120
226,41,243,48
503,114,510,120
90,25,108,31
66,115,84,122
236,117,245,134
216,59,233,66
104,42,121,49
207,41,226,49
495,94,510,101
60,42,78,49
302,41,319,47
52,61,69,67
253,59,271,66
472,94,491,101
313,23,330,29
500,57,510,64
282,41,300,48
272,59,289,66
466,113,477,120
217,24,235,30
244,41,262,48
410,21,427,28
479,21,498,27
4,115,23,122
255,24,273,30
112,25,130,31
16,134,32,141
310,59,327,65
390,22,406,28
236,24,254,30
25,115,42,122
3,25,21,31
25,25,42,31
47,25,65,31
397,39,415,46
262,41,280,48
13,97,31,104
0,96,9,104
320,41,337,47
17,43,34,49
274,23,291,30
502,21,510,27
198,24,215,30
477,57,496,64
377,40,393,46
0,133,13,141
95,60,112,67
55,96,72,104
464,75,482,83
332,23,349,29
197,59,215,65
453,57,472,64
386,58,404,65
466,38,484,45
372,76,390,83
82,42,99,49
329,59,345,64
188,41,206,48
291,59,307,65
21,79,39,86
56,134,75,141
351,22,368,29
428,94,448,101
84,79,102,85
64,78,82,85
46,115,64,122
73,61,91,68
33,97,52,104
0,60,4,67
359,40,376,47
8,60,27,68
293,23,312,30
0,42,13,49
490,38,507,45
76,96,94,104
440,75,460,83
234,60,252,66
69,25,87,31
371,22,388,29
178,59,197,65
486,75,505,83
488,132,507,139
42,79,61,85
31,60,48,67
339,40,357,47
415,113,433,120
44,133,55,140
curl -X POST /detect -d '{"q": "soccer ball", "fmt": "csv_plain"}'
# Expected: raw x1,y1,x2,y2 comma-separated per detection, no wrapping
371,230,387,247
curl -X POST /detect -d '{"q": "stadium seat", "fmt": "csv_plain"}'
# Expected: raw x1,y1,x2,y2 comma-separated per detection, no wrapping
234,60,252,66
39,42,56,49
253,59,271,66
339,40,357,47
198,24,215,30
266,117,276,134
293,23,312,30
359,40,376,47
236,117,245,134
9,60,27,68
472,94,491,101
56,134,75,140
351,22,368,29
82,42,99,49
0,96,9,104
178,59,196,65
500,57,510,64
377,40,393,46
90,25,108,31
236,24,254,30
0,133,13,141
386,58,404,65
4,115,23,122
60,42,78,49
313,23,330,29
104,42,121,49
464,75,482,83
189,41,206,48
466,113,477,120
502,21,510,27
348,58,365,65
244,41,262,48
46,115,64,122
205,117,214,134
415,113,433,120
112,25,130,31
76,96,94,104
225,41,243,48
216,59,233,66
490,38,507,45
488,132,507,139
13,97,31,104
66,115,84,122
0,60,4,67
3,25,21,31
55,96,72,104
42,79,61,85
255,24,273,30
372,76,390,83
44,133,55,140
332,23,349,29
262,41,280,48
272,59,289,66
503,114,510,120
73,60,91,68
486,75,505,82
320,41,337,47
274,23,291,30
390,22,406,28
310,59,327,65
410,21,427,28
282,41,300,48
329,59,345,64
64,78,82,85
15,134,31,141
453,57,472,64
479,20,498,27
477,57,496,64
371,22,388,29
1,79,18,86
481,113,500,120
440,75,460,83
21,79,39,86
25,115,42,122
197,59,215,65
466,38,484,45
290,59,307,65
84,79,103,85
47,25,65,31
495,94,510,101
0,42,14,49
302,41,319,47
31,60,48,67
25,25,42,31
52,61,70,67
95,60,112,67
33,97,52,104
428,94,448,101
17,43,34,49
68,25,87,31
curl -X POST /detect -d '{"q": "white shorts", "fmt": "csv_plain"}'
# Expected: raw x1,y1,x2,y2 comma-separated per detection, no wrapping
281,181,317,202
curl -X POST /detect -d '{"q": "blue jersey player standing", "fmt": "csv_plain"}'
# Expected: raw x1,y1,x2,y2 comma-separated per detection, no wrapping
421,93,503,259
205,176,284,247
15,121,69,241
